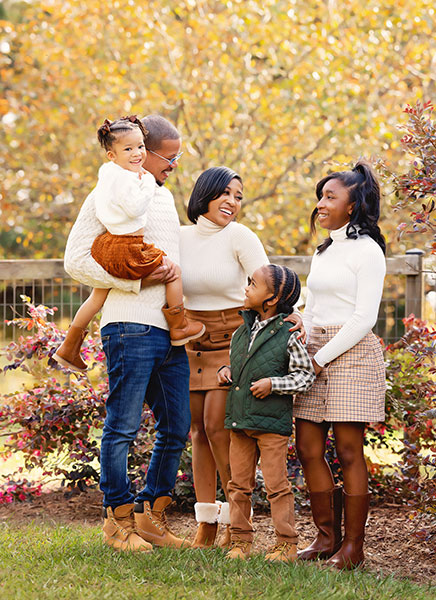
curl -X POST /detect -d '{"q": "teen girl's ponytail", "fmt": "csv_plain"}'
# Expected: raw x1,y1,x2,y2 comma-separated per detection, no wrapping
349,160,386,254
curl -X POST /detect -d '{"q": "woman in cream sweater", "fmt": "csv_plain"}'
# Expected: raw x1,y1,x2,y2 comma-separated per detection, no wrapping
180,166,301,548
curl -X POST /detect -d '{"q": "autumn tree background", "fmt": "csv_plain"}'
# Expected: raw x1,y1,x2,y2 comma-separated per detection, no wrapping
1,0,435,259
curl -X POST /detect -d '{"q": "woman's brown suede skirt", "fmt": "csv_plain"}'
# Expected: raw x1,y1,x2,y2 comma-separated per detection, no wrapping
185,306,243,391
91,232,165,280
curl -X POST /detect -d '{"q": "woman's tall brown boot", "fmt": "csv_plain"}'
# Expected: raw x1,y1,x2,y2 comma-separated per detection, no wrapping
53,325,88,372
298,486,343,560
162,304,205,346
326,491,371,570
217,501,231,548
191,502,219,548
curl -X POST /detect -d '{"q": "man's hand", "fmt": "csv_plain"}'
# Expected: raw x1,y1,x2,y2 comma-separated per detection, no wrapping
217,366,232,386
250,378,272,399
284,312,307,344
141,257,179,288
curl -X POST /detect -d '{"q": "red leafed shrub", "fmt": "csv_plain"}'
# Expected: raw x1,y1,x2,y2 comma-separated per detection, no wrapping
1,298,435,535
366,315,436,534
0,296,158,501
377,99,436,253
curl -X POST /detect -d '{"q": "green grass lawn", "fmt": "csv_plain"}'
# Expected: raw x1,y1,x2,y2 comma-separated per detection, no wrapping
0,522,434,600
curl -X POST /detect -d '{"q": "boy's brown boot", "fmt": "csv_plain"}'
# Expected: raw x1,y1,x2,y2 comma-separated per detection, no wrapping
134,496,191,548
103,504,153,552
226,539,252,560
53,325,88,372
265,541,297,563
162,304,205,346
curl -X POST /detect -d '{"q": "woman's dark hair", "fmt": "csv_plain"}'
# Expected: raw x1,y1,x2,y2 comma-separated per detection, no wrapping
262,265,301,315
97,115,148,151
187,166,242,224
310,160,386,255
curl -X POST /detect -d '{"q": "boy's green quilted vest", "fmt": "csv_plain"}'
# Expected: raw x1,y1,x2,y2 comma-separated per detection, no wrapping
224,310,294,436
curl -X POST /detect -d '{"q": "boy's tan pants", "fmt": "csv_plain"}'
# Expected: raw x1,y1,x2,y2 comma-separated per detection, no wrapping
228,429,298,544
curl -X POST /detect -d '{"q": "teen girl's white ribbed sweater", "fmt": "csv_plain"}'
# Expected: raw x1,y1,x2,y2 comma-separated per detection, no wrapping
304,223,386,366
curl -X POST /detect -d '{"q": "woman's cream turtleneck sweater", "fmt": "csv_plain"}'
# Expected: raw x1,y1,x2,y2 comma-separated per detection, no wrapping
180,215,269,311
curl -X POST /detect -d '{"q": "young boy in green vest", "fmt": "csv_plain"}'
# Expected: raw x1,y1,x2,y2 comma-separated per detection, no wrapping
217,264,315,562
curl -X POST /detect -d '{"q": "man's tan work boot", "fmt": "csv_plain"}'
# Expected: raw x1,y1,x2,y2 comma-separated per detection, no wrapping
103,503,153,552
134,496,191,548
162,304,205,346
226,539,252,560
265,541,297,563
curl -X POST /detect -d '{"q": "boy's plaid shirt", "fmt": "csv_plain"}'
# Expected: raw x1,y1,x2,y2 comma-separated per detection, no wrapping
247,315,315,394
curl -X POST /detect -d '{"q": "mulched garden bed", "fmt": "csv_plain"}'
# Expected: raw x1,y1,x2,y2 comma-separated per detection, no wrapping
0,488,434,585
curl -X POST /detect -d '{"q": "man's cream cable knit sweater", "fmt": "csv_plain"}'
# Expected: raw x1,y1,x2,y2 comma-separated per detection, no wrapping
64,184,180,330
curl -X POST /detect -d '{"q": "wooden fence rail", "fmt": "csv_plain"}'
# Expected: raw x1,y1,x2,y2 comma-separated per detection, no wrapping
0,252,425,343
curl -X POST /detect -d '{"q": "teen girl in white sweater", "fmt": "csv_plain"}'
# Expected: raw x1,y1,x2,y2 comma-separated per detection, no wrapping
295,160,386,570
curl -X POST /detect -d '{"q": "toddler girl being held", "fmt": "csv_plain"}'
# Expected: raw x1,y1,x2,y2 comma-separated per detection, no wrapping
54,116,204,372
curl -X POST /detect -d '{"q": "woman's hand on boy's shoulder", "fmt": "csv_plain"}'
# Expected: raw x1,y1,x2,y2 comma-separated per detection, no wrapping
284,312,307,344
250,378,272,399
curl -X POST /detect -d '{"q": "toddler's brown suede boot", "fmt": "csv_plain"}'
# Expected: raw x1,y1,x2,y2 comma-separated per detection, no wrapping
53,325,88,372
162,304,205,346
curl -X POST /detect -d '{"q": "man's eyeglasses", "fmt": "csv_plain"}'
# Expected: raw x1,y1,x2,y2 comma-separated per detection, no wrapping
146,149,183,167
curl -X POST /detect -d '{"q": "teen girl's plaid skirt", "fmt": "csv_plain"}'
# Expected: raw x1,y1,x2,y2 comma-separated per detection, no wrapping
294,326,386,423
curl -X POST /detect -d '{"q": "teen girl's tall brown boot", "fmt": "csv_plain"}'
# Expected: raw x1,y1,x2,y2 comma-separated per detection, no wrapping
298,486,343,560
326,491,371,570
53,325,88,372
162,304,205,346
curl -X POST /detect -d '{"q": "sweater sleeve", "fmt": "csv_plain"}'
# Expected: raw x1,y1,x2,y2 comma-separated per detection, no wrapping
313,245,386,366
111,169,156,220
302,286,315,341
64,190,141,293
270,332,315,394
232,223,269,277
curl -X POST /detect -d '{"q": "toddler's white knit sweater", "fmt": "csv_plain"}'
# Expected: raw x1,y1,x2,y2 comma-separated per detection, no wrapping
64,183,180,330
94,162,156,234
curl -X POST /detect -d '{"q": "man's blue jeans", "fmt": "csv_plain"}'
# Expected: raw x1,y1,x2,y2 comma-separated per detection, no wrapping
100,322,190,508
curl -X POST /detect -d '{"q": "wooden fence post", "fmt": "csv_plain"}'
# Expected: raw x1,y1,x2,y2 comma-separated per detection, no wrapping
404,249,424,319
